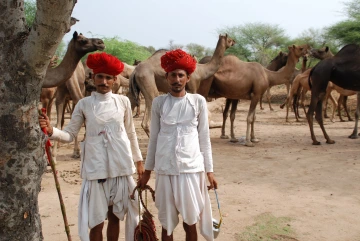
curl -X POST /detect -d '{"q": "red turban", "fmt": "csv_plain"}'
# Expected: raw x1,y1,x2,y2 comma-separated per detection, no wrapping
86,52,124,76
161,49,197,74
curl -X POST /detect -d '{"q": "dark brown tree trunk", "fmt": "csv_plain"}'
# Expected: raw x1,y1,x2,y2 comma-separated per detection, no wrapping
0,1,76,240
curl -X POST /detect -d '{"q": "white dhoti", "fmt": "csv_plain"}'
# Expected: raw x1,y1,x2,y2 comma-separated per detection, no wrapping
78,176,139,241
155,172,214,241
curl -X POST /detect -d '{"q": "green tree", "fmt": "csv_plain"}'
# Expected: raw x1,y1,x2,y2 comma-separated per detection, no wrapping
218,22,290,65
0,1,76,240
83,37,152,64
290,28,339,68
185,43,214,60
326,0,360,45
24,0,36,27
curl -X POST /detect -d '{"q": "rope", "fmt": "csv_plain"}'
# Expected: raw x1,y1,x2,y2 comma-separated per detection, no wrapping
131,185,158,241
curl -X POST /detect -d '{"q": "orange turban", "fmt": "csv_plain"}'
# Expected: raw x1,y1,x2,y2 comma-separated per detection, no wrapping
86,52,124,76
161,49,197,74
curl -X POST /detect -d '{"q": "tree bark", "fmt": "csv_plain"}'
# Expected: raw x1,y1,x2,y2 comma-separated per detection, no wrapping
0,1,76,240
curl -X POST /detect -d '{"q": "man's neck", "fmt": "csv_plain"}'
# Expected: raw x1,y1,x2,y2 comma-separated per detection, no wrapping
169,90,186,97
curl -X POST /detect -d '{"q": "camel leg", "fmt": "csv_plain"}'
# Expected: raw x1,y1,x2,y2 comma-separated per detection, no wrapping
220,99,231,139
266,87,274,111
285,83,291,111
343,95,353,121
250,112,259,143
348,93,360,139
245,97,260,147
137,76,159,137
300,89,307,119
306,95,321,145
337,95,345,122
229,99,239,142
327,92,337,122
315,97,335,145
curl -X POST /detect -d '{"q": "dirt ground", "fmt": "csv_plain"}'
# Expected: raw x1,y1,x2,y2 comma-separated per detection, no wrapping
39,91,360,241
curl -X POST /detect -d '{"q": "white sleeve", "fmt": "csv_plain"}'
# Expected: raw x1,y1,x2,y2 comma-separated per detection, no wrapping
123,96,143,162
51,100,85,143
144,98,161,171
197,97,213,172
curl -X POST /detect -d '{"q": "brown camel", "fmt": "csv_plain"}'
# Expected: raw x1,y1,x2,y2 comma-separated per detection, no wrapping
326,82,357,122
205,44,309,146
280,46,337,122
40,56,60,120
128,34,236,135
47,32,105,162
260,51,289,110
204,51,289,141
306,44,360,145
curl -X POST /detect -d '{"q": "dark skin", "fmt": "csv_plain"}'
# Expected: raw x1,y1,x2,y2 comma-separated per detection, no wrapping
39,73,144,241
137,69,218,241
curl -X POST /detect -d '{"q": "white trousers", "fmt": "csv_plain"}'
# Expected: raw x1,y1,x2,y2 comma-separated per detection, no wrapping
78,176,139,241
155,172,214,241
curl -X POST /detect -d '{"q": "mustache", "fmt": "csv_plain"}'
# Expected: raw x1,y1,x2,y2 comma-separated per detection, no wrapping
96,84,108,87
171,83,182,87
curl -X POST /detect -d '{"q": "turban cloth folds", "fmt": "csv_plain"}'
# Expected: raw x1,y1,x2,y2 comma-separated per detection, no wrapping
160,49,197,74
86,52,124,76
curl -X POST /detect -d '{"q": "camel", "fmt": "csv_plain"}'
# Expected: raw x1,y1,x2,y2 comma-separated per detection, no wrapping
259,51,288,110
45,32,105,162
306,44,360,145
280,46,338,122
205,44,309,146
325,82,357,122
128,34,236,135
40,56,60,120
201,51,289,141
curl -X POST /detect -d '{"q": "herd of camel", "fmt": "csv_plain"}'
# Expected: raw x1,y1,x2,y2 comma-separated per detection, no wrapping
39,30,360,161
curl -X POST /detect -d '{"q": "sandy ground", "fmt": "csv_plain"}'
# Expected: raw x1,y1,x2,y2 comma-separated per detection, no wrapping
39,94,360,241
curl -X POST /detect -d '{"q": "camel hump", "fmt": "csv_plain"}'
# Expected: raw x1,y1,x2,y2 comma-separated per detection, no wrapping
335,44,360,59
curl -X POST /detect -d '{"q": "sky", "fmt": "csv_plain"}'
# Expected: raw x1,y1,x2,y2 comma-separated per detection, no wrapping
63,0,348,50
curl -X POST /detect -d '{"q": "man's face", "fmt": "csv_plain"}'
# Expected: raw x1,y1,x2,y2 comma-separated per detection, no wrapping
94,73,115,94
166,69,190,94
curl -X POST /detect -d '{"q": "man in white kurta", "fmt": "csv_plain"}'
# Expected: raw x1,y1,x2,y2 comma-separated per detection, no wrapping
138,49,218,241
39,52,144,241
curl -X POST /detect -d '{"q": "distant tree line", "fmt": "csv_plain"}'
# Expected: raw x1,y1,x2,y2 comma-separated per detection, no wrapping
25,0,360,66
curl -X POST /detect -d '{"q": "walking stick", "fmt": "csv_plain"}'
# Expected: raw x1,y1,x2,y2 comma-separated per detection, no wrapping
39,108,72,241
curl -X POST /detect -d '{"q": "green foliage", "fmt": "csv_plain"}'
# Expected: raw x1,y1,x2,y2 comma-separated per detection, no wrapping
326,0,360,46
290,28,339,68
185,43,214,60
24,0,36,28
83,37,152,64
218,22,290,65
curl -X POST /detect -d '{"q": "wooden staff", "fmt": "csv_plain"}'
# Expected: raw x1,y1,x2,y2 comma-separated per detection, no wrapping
39,108,72,241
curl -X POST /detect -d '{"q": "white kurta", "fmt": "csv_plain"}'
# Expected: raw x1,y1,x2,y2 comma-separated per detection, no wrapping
50,91,143,241
145,93,214,240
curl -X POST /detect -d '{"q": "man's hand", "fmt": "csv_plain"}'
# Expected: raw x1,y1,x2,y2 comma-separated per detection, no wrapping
136,161,144,181
207,172,218,190
38,112,53,135
137,170,151,189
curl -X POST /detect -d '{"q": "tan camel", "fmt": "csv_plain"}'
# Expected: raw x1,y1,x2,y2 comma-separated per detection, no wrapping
306,44,360,145
280,46,337,122
326,82,357,121
203,51,289,140
205,44,309,146
46,32,105,162
40,56,60,120
128,34,236,135
260,51,288,110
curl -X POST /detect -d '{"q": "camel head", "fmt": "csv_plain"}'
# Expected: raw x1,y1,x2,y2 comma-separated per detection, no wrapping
269,51,288,66
70,31,105,55
219,33,236,50
310,46,332,60
288,44,310,59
